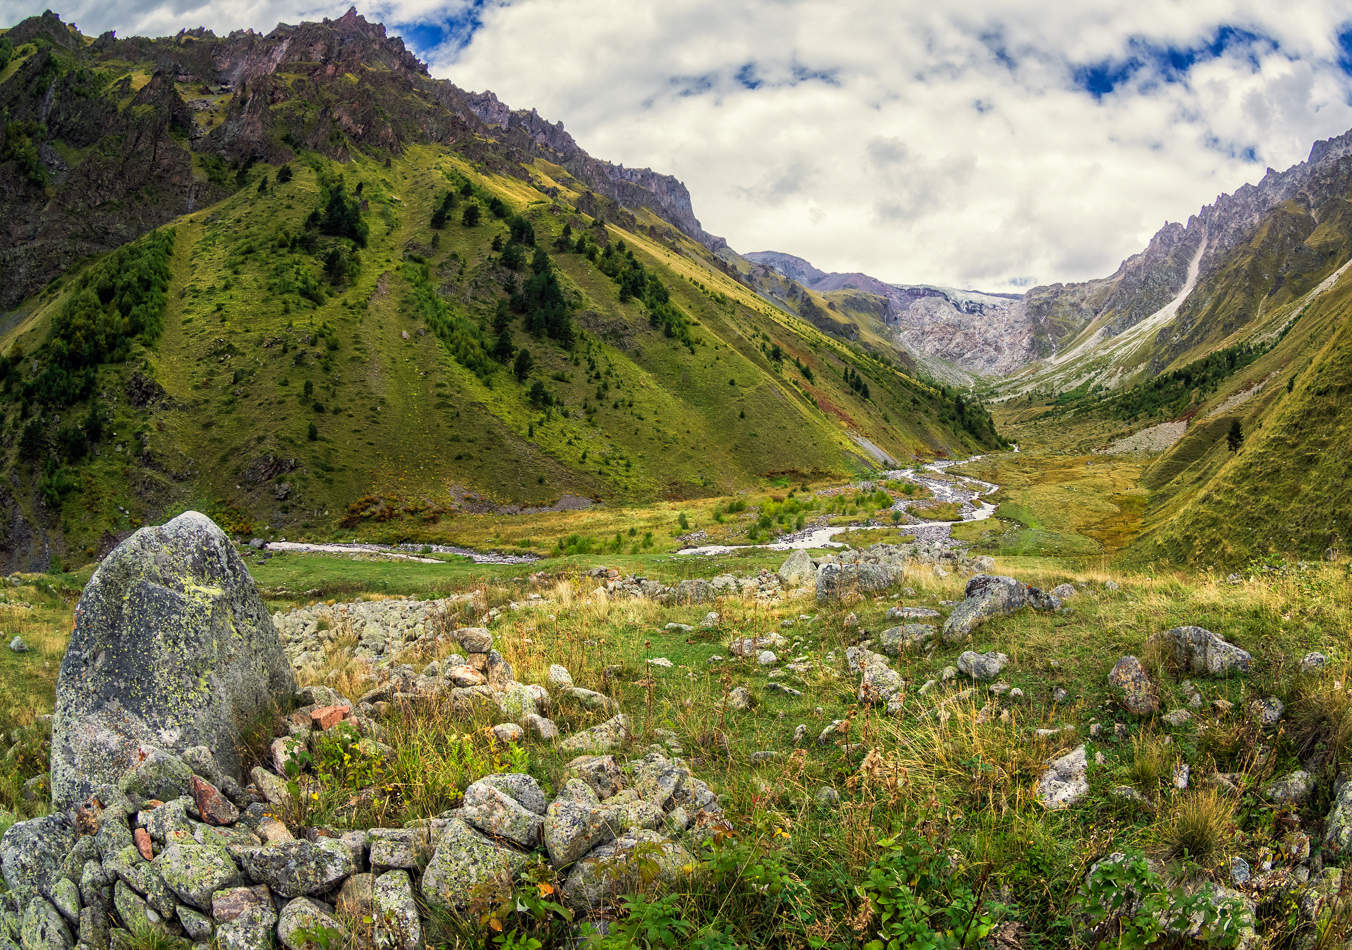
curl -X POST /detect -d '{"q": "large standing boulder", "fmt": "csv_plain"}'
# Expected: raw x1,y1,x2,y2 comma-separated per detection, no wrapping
941,575,1060,643
50,511,297,809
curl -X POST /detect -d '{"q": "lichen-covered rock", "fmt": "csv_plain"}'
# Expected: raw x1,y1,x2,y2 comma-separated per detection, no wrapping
777,550,816,587
1037,745,1089,809
278,897,347,950
0,813,74,905
420,818,530,913
213,885,278,950
372,870,422,950
1149,626,1251,677
561,830,693,913
544,780,615,868
957,651,1008,682
941,575,1060,643
368,828,431,873
152,839,240,911
235,839,355,899
560,715,630,755
19,897,72,950
816,562,898,602
51,511,297,808
1108,656,1158,716
877,624,936,655
1267,770,1314,805
1324,782,1352,852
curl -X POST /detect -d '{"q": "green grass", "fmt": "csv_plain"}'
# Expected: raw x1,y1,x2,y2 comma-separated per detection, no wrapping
2,141,1001,572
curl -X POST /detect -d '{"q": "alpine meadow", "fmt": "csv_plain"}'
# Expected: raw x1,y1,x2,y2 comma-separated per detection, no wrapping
0,5,1351,950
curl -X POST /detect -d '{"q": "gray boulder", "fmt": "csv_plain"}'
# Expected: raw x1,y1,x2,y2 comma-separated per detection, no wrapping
421,818,530,913
1149,626,1251,677
0,813,75,905
372,870,422,950
1108,656,1159,716
50,511,296,808
816,563,899,602
877,624,936,655
235,839,355,898
152,839,240,911
777,550,816,587
461,777,544,848
562,830,692,913
957,651,1008,682
1037,745,1088,809
941,575,1060,643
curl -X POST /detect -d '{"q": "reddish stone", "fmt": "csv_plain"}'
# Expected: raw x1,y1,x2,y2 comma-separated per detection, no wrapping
311,704,351,730
190,774,240,826
133,827,153,860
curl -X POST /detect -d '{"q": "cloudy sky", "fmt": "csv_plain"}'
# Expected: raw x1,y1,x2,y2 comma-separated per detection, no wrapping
10,1,1352,291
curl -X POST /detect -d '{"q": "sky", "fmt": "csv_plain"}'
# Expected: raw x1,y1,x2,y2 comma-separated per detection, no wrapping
9,1,1352,291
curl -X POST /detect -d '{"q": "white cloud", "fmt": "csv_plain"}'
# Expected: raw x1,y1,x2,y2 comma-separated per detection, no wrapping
6,0,1352,289
434,0,1352,290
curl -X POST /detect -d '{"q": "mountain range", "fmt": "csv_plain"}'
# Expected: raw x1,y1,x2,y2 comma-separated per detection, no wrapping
0,9,1000,571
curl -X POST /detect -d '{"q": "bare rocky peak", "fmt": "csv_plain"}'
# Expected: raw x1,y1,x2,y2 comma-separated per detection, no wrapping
464,89,721,249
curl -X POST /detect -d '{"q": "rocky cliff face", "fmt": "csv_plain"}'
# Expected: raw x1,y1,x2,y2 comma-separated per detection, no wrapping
463,90,723,250
745,251,1033,377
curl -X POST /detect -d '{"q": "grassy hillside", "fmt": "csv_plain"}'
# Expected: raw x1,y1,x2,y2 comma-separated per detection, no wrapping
0,146,1000,569
1128,274,1352,567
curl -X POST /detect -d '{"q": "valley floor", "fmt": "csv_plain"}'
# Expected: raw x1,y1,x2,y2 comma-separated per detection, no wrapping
2,449,1351,946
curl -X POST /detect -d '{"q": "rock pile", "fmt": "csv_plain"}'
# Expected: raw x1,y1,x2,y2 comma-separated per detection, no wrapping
2,514,726,949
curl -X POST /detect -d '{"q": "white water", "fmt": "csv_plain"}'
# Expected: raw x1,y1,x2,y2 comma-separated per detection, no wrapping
676,457,1000,557
262,540,539,564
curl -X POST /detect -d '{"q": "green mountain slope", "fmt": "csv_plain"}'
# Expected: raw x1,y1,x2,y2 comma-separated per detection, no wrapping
0,14,1000,570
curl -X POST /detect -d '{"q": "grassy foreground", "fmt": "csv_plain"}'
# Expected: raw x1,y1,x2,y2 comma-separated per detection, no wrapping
2,451,1352,947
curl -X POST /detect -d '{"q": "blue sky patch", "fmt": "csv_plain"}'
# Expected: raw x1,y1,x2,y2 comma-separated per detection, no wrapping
1071,26,1277,100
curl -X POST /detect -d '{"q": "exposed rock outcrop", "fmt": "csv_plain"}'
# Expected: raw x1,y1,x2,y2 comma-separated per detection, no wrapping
50,511,296,809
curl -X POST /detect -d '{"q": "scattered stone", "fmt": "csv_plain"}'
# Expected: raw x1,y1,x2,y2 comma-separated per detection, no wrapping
941,575,1060,643
1149,626,1251,677
815,787,840,806
877,624,936,655
647,657,674,668
547,665,574,690
1162,709,1192,727
1108,656,1158,716
8,635,27,653
887,605,940,620
727,687,751,711
1053,687,1069,703
1173,763,1190,790
1250,696,1285,727
133,827,154,860
1038,745,1088,809
1268,770,1314,805
1230,857,1251,885
1051,583,1076,599
492,723,525,744
311,704,351,730
1301,652,1328,673
51,511,297,808
777,550,817,587
756,650,777,666
957,651,1008,682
